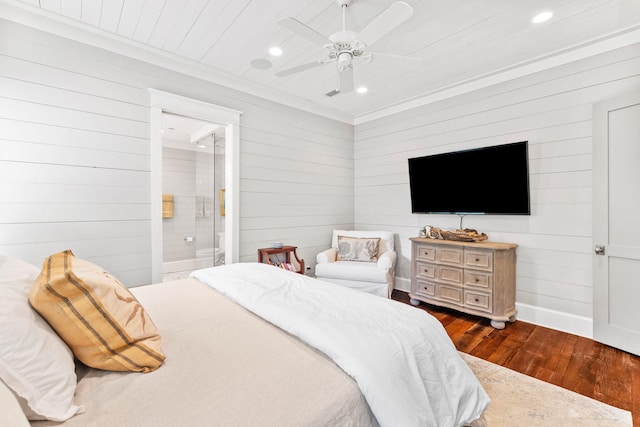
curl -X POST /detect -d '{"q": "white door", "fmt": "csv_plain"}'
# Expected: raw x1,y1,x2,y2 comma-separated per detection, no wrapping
593,91,640,356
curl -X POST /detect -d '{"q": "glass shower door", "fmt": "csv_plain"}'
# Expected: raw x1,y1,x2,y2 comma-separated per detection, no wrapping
194,126,225,269
161,113,225,282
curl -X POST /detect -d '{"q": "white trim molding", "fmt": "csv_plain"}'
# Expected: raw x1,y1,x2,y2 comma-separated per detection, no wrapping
515,302,593,339
2,0,639,126
0,0,351,124
393,284,593,339
354,25,640,125
149,89,242,283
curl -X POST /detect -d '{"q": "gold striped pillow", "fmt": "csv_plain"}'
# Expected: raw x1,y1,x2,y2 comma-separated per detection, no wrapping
29,250,165,373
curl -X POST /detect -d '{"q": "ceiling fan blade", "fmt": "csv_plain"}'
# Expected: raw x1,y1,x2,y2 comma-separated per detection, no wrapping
275,59,332,77
368,51,423,62
278,17,332,46
338,66,353,94
355,1,413,47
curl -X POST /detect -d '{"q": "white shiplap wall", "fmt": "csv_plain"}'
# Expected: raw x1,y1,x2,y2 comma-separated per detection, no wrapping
354,43,640,337
0,18,353,285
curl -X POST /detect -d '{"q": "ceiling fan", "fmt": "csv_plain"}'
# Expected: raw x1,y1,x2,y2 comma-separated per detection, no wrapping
276,0,415,96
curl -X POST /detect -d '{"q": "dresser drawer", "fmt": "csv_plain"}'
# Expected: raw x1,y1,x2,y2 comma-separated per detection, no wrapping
464,271,493,290
437,265,463,286
416,261,436,279
464,290,492,313
464,250,493,271
414,280,436,298
437,284,463,306
436,247,464,267
416,245,436,261
410,238,518,329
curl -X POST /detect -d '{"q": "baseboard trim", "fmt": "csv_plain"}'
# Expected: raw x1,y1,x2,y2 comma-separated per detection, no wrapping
515,302,593,339
393,281,593,339
394,277,411,293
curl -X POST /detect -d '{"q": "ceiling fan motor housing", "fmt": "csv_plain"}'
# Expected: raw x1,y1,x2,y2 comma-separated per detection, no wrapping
327,30,365,64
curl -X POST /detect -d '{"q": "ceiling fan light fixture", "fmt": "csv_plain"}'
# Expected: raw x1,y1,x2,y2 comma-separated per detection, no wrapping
337,51,353,71
532,11,553,24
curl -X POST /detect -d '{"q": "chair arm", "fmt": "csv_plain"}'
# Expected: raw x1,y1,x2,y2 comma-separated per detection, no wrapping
316,248,338,264
377,251,397,270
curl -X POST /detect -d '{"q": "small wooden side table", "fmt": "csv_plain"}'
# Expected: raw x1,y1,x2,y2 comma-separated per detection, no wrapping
257,246,305,274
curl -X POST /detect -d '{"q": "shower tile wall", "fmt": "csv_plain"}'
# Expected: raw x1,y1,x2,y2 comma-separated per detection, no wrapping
163,147,197,262
162,145,223,264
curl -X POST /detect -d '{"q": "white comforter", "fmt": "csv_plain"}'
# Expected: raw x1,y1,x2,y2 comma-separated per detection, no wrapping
191,263,490,427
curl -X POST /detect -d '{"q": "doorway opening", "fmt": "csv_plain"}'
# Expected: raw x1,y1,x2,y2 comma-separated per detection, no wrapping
160,113,226,281
149,89,241,283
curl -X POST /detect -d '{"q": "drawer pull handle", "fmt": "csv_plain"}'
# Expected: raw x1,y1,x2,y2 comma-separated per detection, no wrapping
475,258,480,262
475,278,480,282
474,298,479,302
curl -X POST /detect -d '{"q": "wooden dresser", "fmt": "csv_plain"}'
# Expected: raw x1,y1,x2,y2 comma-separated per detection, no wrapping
410,238,518,329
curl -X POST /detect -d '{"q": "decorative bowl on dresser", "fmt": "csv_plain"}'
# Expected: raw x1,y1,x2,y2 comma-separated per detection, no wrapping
409,237,518,329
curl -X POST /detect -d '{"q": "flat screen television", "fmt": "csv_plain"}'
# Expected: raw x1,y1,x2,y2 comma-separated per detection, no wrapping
408,141,530,215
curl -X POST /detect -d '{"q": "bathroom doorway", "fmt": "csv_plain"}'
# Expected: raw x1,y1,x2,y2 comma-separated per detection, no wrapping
160,113,226,281
149,89,241,284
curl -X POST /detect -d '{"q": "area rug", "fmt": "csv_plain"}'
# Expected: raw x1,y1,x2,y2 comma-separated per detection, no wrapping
461,352,633,426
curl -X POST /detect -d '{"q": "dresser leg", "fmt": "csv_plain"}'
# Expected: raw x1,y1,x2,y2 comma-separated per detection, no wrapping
409,298,421,306
490,320,506,329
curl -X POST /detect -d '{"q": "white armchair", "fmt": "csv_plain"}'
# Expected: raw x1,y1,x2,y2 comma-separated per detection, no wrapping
315,230,397,298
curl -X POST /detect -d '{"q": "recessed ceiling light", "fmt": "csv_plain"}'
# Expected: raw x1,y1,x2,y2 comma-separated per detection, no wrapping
269,47,283,56
356,86,368,94
532,11,553,24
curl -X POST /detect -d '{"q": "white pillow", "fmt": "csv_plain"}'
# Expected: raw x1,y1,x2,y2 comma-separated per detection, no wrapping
331,230,395,253
0,379,29,427
0,255,84,421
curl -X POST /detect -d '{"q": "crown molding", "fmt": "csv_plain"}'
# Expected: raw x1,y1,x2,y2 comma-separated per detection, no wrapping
354,24,640,125
0,0,354,124
3,0,639,127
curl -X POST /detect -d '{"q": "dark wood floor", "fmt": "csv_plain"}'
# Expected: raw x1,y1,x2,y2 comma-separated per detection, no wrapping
391,290,640,427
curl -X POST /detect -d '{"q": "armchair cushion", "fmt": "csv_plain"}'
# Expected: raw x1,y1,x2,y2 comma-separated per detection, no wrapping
377,251,397,270
315,261,389,284
316,248,337,264
336,236,380,262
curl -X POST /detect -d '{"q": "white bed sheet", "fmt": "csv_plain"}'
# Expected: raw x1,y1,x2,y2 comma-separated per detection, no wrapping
31,277,376,427
191,262,490,427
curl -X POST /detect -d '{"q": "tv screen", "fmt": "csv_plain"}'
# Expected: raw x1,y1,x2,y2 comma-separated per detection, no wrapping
408,141,530,215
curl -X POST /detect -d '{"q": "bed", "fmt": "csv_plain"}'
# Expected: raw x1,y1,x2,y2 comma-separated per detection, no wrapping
0,253,490,427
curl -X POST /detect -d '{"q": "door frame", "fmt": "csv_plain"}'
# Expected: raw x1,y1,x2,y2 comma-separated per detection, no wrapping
149,89,242,283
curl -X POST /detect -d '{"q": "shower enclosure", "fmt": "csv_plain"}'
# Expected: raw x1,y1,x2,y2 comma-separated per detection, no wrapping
161,113,225,281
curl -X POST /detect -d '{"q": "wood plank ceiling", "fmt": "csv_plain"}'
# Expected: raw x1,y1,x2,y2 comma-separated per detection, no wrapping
9,0,640,120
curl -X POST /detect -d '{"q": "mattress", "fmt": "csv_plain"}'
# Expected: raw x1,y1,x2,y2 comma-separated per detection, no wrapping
31,278,376,427
192,263,489,427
